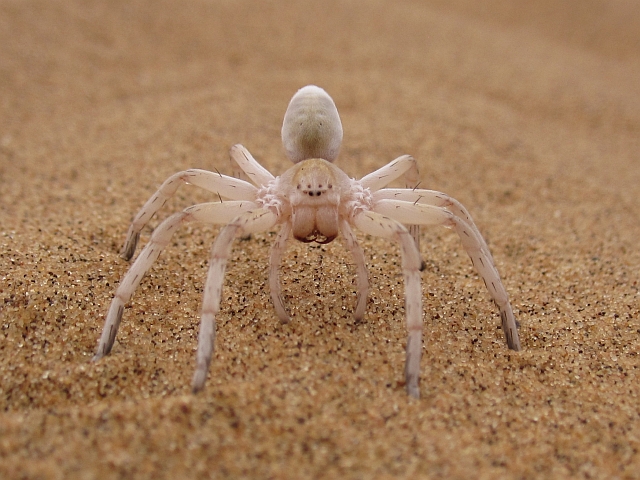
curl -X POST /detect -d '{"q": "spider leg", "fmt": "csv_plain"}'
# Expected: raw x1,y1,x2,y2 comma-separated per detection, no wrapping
121,170,258,260
358,155,421,248
373,188,492,265
93,201,258,361
339,219,369,321
352,211,423,399
192,208,278,392
374,199,521,351
229,144,276,187
359,155,419,191
269,221,292,322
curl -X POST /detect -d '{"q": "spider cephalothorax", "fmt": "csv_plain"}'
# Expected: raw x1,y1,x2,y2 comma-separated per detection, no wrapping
93,85,521,398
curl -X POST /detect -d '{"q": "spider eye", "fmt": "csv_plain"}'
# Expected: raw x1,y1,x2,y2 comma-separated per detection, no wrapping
297,185,301,190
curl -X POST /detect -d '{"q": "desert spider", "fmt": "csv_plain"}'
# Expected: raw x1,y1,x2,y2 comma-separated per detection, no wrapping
93,85,521,398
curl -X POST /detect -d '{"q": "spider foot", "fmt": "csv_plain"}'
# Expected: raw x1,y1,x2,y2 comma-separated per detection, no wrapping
92,300,124,361
499,306,522,351
121,230,140,261
191,366,207,393
273,294,291,323
91,352,104,362
406,383,420,399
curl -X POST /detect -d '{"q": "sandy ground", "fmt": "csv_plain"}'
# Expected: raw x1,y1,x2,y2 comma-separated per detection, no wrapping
1,0,639,478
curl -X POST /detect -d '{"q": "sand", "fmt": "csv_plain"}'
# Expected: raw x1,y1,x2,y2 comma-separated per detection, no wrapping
1,0,639,478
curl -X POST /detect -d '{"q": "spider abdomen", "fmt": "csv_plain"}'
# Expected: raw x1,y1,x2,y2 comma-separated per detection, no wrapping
281,85,343,163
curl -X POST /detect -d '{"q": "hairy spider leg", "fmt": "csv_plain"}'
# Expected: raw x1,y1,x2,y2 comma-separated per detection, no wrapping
352,210,424,398
229,144,277,187
339,219,369,321
192,208,278,392
268,222,292,322
373,199,521,351
358,155,421,248
373,188,493,264
93,201,257,361
121,170,258,260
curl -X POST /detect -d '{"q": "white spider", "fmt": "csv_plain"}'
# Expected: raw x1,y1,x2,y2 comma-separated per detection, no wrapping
93,85,521,398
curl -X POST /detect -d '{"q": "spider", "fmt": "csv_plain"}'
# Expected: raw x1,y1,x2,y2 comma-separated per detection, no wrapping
93,85,521,398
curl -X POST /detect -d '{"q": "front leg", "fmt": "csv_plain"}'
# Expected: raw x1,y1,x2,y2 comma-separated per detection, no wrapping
339,219,369,321
121,170,258,260
352,211,424,398
373,188,493,264
93,201,258,361
268,222,292,322
358,155,421,248
192,209,278,392
374,199,521,351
